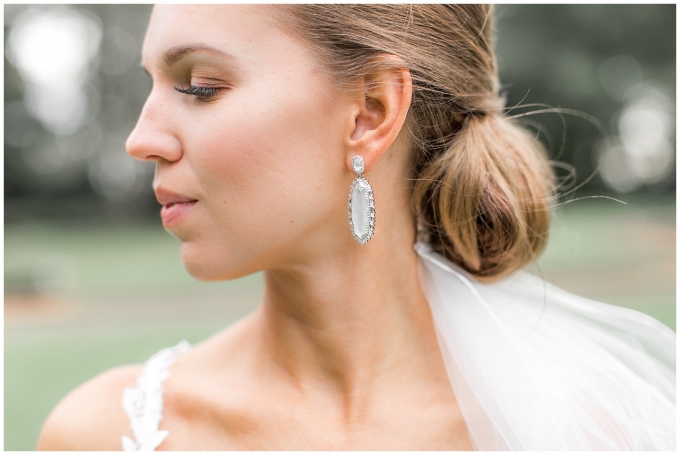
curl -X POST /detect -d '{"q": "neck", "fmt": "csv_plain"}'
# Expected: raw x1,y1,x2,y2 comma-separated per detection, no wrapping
255,218,439,401
245,144,448,419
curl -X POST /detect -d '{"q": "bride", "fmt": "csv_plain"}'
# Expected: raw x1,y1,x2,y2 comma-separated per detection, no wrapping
37,5,675,450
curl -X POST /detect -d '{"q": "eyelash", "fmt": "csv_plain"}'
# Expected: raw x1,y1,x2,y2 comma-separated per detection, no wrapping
174,85,223,102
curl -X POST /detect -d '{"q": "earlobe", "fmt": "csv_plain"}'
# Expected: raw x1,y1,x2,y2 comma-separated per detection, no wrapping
345,59,412,173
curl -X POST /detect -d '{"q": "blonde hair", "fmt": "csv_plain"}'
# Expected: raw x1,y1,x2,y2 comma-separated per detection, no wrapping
280,5,555,280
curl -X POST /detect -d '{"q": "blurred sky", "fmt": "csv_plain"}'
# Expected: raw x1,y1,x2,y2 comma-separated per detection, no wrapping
3,4,676,224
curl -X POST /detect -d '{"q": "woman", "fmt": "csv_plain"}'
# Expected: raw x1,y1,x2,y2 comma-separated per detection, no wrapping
37,5,675,450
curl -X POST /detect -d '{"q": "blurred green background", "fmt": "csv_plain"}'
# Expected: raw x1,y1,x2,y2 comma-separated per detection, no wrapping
4,4,675,450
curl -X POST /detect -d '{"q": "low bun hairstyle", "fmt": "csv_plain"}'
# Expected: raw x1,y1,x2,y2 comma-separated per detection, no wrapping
280,5,556,280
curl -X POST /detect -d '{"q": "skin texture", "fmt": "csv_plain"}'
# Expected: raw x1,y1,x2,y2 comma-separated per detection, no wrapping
37,5,473,450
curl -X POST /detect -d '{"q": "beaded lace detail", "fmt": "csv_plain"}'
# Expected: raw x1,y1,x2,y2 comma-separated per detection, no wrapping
121,341,192,451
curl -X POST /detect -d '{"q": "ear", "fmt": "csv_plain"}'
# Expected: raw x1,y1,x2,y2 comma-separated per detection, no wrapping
345,56,413,174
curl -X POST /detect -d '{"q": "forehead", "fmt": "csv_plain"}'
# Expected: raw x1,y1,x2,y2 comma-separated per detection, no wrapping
142,5,299,68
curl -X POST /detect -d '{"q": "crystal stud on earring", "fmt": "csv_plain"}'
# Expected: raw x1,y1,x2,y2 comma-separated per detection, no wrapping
348,156,375,245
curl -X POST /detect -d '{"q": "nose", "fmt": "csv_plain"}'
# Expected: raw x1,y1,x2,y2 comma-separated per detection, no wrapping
126,91,182,163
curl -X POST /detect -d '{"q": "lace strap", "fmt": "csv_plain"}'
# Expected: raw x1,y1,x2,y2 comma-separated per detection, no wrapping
121,340,192,451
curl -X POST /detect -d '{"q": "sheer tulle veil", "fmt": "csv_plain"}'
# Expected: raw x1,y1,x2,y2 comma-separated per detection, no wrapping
415,242,675,450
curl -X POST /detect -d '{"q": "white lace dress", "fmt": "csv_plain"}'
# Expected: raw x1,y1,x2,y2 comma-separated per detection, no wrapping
121,243,676,451
121,341,191,451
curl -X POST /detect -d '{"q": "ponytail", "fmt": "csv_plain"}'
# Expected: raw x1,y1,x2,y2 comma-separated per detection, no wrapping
413,113,555,280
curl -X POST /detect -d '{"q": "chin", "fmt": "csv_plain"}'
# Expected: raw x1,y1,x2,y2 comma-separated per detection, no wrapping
183,262,224,282
179,242,251,282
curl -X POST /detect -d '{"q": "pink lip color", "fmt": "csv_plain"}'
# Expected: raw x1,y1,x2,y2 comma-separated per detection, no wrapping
160,201,197,227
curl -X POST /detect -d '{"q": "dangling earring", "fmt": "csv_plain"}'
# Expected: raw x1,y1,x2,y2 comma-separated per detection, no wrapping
348,155,375,245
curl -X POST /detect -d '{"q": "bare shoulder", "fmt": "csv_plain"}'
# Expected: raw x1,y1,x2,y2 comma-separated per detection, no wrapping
36,364,142,451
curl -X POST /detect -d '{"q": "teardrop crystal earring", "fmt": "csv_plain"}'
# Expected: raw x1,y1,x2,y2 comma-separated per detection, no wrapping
348,155,375,245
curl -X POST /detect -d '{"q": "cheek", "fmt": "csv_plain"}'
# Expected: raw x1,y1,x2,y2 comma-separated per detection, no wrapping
179,79,347,274
193,77,341,192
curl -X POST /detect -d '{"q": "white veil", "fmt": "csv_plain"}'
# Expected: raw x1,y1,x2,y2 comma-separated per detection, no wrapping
415,242,675,450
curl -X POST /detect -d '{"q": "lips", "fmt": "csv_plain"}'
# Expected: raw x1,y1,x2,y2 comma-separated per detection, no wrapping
155,187,198,227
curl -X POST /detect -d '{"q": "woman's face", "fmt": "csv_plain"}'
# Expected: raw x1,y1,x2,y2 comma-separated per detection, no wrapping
127,5,357,280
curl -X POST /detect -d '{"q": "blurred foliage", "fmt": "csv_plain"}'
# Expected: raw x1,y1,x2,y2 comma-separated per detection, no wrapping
4,4,155,223
495,4,675,195
3,4,676,223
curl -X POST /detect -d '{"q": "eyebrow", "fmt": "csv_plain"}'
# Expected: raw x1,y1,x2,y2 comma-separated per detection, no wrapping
163,44,231,66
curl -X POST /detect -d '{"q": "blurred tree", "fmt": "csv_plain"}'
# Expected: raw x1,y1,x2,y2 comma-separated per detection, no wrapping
4,5,155,222
496,4,675,195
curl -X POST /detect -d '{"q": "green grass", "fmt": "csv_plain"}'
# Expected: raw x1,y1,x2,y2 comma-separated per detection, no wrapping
4,222,257,296
5,221,261,450
5,325,223,450
4,194,675,450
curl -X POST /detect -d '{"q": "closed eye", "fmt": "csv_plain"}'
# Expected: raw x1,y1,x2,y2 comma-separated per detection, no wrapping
174,85,223,102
